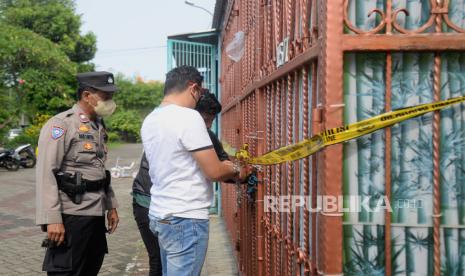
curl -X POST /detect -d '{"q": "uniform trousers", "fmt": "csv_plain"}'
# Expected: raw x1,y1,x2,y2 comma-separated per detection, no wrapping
42,214,107,276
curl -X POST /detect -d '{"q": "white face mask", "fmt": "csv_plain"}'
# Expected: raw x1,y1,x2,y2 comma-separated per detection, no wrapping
90,95,116,117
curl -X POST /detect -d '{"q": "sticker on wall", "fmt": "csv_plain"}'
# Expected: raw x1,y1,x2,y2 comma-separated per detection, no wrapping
226,31,245,62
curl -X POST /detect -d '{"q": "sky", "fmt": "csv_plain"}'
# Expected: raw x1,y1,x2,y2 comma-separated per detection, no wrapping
75,0,216,81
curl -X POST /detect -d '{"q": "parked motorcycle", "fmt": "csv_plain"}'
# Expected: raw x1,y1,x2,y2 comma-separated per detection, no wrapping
0,149,20,171
14,144,36,168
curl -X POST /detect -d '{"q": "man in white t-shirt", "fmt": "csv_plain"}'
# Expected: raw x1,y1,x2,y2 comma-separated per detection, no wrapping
141,66,247,276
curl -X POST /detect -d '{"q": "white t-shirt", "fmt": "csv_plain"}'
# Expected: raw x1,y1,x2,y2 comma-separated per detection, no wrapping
141,104,214,219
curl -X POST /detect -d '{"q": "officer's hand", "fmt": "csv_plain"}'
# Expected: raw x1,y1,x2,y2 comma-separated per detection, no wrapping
107,208,119,234
47,223,65,246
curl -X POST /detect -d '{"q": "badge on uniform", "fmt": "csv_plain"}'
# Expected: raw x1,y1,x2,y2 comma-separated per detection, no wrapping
51,126,65,140
79,124,90,133
83,143,93,150
79,113,90,123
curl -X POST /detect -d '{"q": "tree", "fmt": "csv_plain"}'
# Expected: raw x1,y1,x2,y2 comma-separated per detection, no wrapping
0,0,95,133
1,0,96,64
0,23,76,121
0,92,14,136
0,0,164,144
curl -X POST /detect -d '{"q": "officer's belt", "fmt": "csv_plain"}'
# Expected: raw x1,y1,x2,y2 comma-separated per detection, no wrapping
57,177,106,194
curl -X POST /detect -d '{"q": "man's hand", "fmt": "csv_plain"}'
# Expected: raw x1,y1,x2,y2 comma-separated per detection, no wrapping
238,164,250,182
107,208,119,234
47,223,65,246
222,160,234,168
223,159,252,183
233,162,251,184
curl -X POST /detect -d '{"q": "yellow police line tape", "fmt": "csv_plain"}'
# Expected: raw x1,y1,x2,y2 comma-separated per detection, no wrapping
224,95,465,165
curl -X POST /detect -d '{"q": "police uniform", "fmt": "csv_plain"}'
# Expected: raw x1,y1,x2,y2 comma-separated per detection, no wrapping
36,72,118,275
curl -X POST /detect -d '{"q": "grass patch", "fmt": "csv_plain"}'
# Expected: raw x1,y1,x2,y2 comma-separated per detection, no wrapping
107,141,123,150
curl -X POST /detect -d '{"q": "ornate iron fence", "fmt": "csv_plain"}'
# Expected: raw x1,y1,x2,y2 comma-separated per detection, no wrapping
218,0,465,275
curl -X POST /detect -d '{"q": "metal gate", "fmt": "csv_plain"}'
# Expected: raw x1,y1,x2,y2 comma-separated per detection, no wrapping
167,38,217,93
217,0,465,275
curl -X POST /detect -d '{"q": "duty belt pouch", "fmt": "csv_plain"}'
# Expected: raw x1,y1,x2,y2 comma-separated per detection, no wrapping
74,172,83,204
54,170,83,204
42,237,72,272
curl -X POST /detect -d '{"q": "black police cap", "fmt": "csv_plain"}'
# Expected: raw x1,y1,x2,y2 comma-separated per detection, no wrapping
76,71,117,93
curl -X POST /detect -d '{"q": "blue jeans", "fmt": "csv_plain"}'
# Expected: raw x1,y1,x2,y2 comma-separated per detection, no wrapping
149,216,209,276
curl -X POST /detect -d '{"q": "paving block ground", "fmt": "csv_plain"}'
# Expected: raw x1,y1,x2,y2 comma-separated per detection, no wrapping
0,143,238,275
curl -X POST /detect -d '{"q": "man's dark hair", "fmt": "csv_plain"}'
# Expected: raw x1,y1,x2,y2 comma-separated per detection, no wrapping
195,91,222,115
77,86,95,100
164,66,203,95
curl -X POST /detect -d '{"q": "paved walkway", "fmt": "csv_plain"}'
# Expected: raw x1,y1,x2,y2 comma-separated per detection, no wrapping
0,143,238,275
129,215,238,276
201,216,238,276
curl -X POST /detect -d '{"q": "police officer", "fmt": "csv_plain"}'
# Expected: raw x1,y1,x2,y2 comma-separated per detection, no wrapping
36,71,120,276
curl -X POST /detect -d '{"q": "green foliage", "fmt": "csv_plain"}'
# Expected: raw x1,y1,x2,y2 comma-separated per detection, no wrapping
106,109,142,143
2,113,50,147
69,32,96,63
106,131,121,143
0,0,163,146
1,0,96,63
0,0,96,132
24,114,51,139
0,0,16,12
3,132,35,148
106,76,164,142
0,91,14,134
76,62,95,73
0,23,77,117
113,74,163,116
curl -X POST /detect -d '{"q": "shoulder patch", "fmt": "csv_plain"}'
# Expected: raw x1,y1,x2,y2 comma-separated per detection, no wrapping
51,126,65,140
